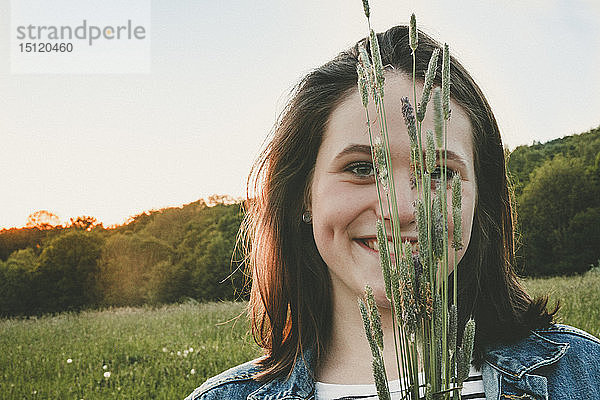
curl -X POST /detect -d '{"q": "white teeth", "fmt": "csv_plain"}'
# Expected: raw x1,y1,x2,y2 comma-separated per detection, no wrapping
363,239,394,253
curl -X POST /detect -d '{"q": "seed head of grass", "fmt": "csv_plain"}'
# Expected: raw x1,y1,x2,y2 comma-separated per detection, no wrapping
434,291,443,339
409,14,418,52
377,219,392,300
425,130,436,173
457,319,476,383
369,29,385,98
420,280,433,319
442,43,451,120
391,260,404,324
358,45,376,98
425,384,433,400
451,173,463,250
400,243,418,333
401,97,418,149
357,63,370,107
362,0,370,18
448,304,457,355
365,285,384,350
358,298,379,358
373,356,392,400
373,139,389,190
432,87,443,147
416,198,428,263
417,48,440,122
432,187,445,260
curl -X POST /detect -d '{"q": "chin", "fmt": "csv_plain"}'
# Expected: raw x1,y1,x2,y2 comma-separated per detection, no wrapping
364,283,392,309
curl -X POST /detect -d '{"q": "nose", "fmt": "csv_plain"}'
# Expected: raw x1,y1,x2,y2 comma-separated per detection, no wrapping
377,172,416,228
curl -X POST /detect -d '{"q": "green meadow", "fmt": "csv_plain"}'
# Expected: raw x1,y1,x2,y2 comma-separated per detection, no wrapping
1,272,599,399
522,269,600,338
0,301,260,399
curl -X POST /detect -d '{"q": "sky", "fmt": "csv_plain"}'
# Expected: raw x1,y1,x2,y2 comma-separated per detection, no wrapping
1,0,599,229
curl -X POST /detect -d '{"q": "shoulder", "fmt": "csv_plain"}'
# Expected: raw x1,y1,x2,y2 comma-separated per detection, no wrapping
534,323,600,368
482,324,600,399
184,358,265,400
184,349,316,400
534,323,600,347
484,324,600,372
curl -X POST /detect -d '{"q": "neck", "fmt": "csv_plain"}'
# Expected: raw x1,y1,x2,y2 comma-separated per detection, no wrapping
316,287,403,384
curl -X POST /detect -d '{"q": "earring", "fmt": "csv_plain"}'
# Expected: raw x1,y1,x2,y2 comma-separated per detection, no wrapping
302,211,312,224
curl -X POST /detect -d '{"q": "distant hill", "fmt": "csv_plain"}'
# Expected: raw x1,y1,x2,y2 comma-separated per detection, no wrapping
0,195,245,317
507,125,600,276
507,126,600,197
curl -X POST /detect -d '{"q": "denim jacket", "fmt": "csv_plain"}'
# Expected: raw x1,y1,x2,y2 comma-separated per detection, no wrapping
185,324,600,400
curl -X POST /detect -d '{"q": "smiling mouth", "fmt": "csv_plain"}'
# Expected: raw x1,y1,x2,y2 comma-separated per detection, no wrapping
356,237,418,254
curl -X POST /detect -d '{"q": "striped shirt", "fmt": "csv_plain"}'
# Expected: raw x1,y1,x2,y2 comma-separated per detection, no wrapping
315,366,486,400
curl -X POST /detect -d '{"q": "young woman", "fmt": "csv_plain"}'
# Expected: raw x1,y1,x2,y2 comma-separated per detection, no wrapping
185,25,600,400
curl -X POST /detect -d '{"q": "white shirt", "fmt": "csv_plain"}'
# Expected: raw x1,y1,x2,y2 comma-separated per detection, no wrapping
315,366,486,400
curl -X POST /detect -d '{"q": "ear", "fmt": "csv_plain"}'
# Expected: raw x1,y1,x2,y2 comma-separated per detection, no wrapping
303,168,315,212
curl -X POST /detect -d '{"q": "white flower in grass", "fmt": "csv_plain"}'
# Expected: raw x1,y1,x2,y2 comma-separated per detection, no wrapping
190,368,196,375
189,347,194,353
67,358,73,364
177,351,181,356
162,347,168,353
183,350,189,357
102,365,108,370
104,371,111,379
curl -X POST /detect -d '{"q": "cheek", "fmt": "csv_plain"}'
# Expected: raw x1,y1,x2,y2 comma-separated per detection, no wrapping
310,185,371,262
311,191,351,245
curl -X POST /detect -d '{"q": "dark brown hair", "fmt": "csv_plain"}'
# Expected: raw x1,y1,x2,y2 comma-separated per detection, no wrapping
242,25,555,381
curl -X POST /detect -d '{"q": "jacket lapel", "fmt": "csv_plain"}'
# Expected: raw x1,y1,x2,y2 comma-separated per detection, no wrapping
482,331,569,400
248,349,315,400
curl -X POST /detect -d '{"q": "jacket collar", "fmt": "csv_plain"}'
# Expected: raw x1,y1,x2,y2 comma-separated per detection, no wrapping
484,330,570,379
248,348,315,400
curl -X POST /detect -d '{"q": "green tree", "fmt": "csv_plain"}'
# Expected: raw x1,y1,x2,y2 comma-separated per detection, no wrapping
35,230,104,312
518,155,600,275
0,248,38,316
174,203,245,301
0,227,48,261
97,233,174,306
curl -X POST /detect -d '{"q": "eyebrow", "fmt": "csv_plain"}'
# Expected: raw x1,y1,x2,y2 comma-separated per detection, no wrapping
435,149,468,170
333,144,373,160
334,143,468,170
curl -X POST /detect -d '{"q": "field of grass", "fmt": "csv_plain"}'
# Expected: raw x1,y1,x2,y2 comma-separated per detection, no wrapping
1,271,599,399
0,301,260,399
522,269,600,338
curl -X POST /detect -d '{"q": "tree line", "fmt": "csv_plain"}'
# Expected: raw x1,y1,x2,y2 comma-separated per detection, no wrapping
507,126,600,275
1,127,599,316
0,196,245,317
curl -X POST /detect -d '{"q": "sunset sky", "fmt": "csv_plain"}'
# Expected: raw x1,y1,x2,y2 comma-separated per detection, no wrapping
1,0,599,229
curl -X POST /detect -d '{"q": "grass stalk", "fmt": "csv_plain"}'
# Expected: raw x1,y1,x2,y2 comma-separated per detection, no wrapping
357,3,474,398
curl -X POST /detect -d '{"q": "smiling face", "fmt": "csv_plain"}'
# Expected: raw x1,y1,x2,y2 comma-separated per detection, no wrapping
310,73,476,308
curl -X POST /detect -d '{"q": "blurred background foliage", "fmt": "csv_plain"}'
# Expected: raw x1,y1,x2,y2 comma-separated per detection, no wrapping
1,127,599,317
507,126,600,276
0,196,245,317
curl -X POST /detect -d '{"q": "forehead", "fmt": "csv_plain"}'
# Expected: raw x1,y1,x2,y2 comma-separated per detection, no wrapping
321,73,474,164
